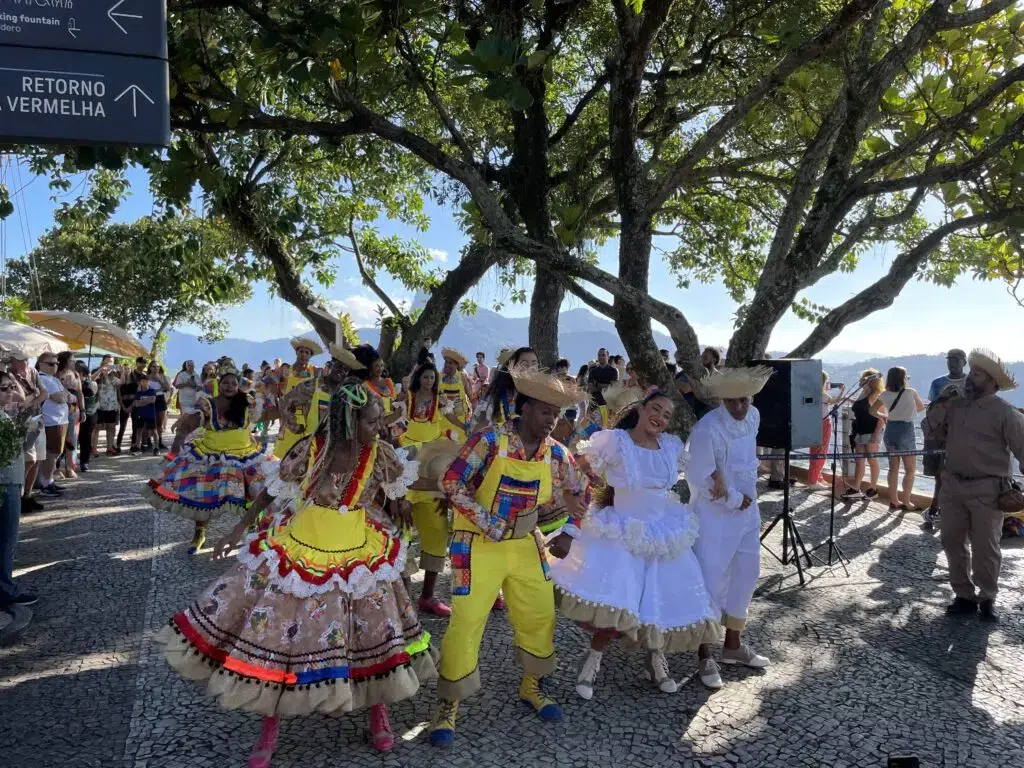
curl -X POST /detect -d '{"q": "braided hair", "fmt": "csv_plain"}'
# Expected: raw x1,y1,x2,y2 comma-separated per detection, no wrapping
489,346,535,422
307,376,374,490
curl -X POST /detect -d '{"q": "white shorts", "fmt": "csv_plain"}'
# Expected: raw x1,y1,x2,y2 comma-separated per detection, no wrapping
24,428,46,462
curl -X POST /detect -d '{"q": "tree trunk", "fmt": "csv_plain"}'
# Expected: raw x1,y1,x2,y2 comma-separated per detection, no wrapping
377,318,400,365
529,265,563,367
148,306,176,362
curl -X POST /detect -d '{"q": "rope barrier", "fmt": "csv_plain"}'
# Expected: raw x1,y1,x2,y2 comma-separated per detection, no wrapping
757,448,943,461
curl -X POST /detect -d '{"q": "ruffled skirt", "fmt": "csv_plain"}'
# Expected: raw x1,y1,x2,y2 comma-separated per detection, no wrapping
550,503,722,652
143,431,267,522
156,502,437,717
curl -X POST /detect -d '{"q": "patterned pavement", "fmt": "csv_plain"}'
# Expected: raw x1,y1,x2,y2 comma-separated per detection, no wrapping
1,450,1022,768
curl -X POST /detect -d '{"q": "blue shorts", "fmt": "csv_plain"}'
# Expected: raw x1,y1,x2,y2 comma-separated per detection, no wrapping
884,421,916,453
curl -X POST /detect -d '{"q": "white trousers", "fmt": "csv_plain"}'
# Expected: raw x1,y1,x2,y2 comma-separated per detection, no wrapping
693,504,760,632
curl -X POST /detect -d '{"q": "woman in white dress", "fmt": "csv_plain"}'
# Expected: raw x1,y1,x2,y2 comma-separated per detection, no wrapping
547,389,720,700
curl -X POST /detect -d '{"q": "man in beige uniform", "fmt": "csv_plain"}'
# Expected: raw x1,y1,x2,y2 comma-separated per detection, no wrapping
923,348,1024,623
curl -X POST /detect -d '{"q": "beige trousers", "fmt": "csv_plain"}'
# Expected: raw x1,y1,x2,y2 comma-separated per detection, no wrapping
939,474,1004,602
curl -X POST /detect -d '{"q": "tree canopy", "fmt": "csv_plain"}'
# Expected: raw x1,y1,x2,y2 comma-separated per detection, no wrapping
5,0,1023,387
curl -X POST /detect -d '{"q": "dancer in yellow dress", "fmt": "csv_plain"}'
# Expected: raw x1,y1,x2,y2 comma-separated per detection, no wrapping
397,361,466,617
273,335,323,459
428,365,585,747
157,377,434,766
143,360,266,556
438,348,473,443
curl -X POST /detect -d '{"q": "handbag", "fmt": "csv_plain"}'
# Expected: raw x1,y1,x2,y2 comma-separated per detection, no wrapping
998,478,1024,514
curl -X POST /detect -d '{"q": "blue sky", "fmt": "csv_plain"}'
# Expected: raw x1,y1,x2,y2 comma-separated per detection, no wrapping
3,159,1022,361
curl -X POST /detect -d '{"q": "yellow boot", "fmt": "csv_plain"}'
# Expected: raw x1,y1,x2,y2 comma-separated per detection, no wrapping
519,674,563,722
187,522,207,556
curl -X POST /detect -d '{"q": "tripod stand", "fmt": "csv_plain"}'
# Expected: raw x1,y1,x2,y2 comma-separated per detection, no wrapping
759,445,818,587
808,398,851,572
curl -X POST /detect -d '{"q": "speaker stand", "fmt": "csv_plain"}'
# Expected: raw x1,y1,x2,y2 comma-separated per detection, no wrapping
759,448,819,587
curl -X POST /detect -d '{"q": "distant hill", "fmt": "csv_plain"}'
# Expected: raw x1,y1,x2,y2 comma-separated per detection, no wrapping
154,307,675,372
150,310,1023,407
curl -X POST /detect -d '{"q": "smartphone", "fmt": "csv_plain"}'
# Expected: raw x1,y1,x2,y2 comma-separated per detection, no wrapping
829,382,845,389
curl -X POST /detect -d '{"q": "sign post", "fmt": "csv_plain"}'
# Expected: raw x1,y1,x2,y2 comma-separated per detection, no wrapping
0,0,168,147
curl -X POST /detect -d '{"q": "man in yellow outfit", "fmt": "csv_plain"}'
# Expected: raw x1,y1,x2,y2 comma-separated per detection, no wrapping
429,366,586,747
438,347,473,442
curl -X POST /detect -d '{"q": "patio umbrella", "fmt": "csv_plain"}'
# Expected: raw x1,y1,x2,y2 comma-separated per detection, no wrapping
25,311,148,362
0,318,70,358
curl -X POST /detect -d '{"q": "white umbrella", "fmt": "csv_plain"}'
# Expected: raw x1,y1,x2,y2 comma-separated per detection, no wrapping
26,311,148,360
0,318,70,358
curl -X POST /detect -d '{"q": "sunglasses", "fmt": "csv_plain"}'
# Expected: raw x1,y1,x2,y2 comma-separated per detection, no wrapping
39,360,57,366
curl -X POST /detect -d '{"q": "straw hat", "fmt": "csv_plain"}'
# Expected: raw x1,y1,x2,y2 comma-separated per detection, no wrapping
496,348,513,367
602,381,643,415
510,363,587,408
216,359,240,379
699,365,774,399
414,440,461,494
328,343,365,371
968,348,1017,391
441,347,468,367
290,336,324,356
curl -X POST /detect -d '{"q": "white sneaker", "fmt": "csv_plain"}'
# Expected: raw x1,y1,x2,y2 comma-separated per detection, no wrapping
698,657,724,689
721,643,770,668
644,649,677,693
575,649,602,700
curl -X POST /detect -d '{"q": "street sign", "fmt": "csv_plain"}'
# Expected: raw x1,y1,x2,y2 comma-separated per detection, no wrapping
0,46,169,146
0,0,166,59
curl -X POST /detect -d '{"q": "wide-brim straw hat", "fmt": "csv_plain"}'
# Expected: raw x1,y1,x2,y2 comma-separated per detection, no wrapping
217,359,240,379
968,348,1017,391
511,363,587,408
496,348,513,367
291,336,324,356
442,347,468,367
699,365,774,399
602,381,644,415
415,439,461,483
328,342,365,371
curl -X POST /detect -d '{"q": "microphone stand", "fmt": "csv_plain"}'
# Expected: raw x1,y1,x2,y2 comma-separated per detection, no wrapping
809,380,867,571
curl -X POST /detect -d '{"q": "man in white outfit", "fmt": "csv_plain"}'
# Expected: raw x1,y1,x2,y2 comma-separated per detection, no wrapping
686,365,773,689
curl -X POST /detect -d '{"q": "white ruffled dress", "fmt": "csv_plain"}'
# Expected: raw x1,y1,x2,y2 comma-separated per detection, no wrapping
550,429,721,652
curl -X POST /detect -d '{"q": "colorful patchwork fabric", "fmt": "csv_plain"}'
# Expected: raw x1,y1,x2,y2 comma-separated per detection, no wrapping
449,530,474,596
148,434,265,512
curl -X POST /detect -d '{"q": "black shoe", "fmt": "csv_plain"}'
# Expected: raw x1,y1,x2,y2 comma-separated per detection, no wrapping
4,593,38,607
80,463,89,473
864,488,879,499
979,600,999,623
767,480,785,490
945,597,979,617
21,496,44,512
39,484,63,497
841,488,863,500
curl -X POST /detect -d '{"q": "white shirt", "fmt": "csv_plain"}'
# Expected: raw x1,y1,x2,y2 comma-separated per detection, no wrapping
39,371,69,427
880,388,920,422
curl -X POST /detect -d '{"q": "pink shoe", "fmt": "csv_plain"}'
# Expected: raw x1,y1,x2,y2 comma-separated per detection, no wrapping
248,716,279,768
418,596,452,618
492,593,506,612
370,704,394,752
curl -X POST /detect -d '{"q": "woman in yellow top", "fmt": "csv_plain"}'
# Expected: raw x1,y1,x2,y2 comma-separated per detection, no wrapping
352,344,405,438
273,336,323,458
143,360,267,556
396,362,466,616
438,347,473,443
156,378,436,763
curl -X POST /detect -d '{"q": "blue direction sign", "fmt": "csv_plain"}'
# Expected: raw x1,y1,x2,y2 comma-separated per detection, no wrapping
0,45,169,146
0,0,166,59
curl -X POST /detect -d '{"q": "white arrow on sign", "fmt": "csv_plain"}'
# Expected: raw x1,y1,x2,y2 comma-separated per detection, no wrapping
108,0,143,35
114,84,154,117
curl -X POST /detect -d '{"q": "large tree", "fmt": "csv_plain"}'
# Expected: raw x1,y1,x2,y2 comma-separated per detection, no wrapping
153,0,1023,385
8,0,1023,391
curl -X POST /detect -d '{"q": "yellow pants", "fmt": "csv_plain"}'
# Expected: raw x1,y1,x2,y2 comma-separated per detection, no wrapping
411,499,450,573
437,534,556,700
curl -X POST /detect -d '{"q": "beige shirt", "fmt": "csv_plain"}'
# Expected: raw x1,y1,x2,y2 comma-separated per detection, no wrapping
923,394,1024,479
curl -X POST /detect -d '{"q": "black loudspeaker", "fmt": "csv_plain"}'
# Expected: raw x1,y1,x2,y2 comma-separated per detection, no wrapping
751,358,823,450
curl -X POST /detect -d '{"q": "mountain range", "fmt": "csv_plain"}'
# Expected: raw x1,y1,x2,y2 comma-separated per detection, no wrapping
151,307,1023,407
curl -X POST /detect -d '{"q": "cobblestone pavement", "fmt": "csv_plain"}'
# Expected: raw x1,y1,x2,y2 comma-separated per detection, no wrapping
1,451,1022,768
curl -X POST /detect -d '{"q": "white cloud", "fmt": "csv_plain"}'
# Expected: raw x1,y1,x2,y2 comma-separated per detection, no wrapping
428,248,448,263
323,294,413,328
290,320,312,333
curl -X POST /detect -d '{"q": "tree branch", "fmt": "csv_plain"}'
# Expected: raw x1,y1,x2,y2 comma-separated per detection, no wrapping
565,280,614,318
788,208,1024,357
549,72,610,146
346,219,411,331
646,0,879,214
